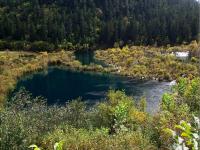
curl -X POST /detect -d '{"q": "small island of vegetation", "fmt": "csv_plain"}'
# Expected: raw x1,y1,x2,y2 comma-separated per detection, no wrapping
95,41,200,81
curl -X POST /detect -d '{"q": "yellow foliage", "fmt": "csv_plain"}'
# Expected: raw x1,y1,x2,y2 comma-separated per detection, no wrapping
95,42,200,81
129,110,147,124
40,51,48,56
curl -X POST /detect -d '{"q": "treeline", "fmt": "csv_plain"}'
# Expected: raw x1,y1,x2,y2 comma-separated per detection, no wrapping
0,0,199,50
0,40,77,51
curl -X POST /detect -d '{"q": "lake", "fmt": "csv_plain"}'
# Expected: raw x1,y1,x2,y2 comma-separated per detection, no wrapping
75,50,108,67
14,67,172,113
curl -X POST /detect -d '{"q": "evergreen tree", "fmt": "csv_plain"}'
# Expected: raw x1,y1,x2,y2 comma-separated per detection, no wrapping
0,0,198,50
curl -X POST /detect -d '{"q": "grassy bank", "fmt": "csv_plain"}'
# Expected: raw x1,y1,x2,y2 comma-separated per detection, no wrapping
95,41,200,81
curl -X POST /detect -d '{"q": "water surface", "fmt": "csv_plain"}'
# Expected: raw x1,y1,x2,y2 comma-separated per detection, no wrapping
14,67,171,113
75,50,108,67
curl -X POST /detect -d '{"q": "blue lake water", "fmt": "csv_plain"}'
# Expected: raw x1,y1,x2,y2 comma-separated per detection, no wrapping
14,67,171,113
75,50,108,67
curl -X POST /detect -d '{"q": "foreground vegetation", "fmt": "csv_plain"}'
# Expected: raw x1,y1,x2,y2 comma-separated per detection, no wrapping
0,77,199,150
96,41,200,81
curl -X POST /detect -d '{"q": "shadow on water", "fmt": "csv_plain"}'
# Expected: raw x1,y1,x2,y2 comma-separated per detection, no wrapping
75,50,108,67
13,67,172,113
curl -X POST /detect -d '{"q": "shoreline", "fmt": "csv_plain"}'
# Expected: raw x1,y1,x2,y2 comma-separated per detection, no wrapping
0,42,199,107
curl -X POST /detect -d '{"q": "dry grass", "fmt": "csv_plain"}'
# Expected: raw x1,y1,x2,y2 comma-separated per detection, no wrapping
95,41,200,81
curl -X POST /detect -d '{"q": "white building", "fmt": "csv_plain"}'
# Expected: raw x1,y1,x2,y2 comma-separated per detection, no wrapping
173,51,190,60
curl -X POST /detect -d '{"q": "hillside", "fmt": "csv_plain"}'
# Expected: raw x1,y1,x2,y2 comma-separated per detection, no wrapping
0,0,199,50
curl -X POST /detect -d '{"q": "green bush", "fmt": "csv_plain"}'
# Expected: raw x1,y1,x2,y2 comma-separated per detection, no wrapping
0,89,90,150
184,78,200,113
41,127,156,150
59,41,75,51
155,77,200,148
11,41,27,50
29,41,55,52
162,93,175,112
0,40,10,50
191,57,199,63
94,90,149,134
0,89,154,150
176,78,188,96
165,116,200,150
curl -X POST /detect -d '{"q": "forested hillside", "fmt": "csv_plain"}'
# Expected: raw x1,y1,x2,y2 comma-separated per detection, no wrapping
0,0,199,48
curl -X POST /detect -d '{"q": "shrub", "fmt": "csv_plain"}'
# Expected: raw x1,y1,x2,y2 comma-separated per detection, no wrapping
29,141,64,150
58,41,75,51
0,89,90,150
29,41,55,52
165,116,200,150
137,97,147,112
94,90,149,133
0,89,154,149
0,40,10,50
176,78,188,96
11,41,27,50
191,57,199,63
184,78,200,113
161,93,175,112
41,126,156,150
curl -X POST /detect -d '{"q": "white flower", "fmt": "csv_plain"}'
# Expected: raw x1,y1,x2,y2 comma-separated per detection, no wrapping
171,130,176,137
54,142,59,150
178,137,184,144
193,133,199,139
193,139,199,150
174,144,189,150
194,116,200,129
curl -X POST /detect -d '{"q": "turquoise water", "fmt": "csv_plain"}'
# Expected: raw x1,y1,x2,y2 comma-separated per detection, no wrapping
14,67,171,113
